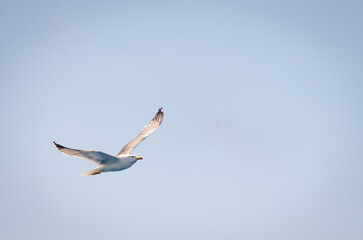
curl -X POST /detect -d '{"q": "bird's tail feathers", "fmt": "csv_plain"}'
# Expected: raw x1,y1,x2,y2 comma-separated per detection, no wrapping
81,167,102,177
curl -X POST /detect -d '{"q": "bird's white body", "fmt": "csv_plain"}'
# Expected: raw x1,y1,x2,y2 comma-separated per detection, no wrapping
102,155,137,172
80,155,139,176
54,108,164,176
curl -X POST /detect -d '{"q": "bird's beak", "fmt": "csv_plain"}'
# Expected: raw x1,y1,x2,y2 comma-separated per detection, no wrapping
137,157,143,160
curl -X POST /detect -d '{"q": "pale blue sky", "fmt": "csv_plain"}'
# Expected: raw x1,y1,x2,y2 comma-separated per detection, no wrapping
0,1,362,239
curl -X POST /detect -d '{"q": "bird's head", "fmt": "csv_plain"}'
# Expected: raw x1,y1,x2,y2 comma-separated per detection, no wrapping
131,155,143,161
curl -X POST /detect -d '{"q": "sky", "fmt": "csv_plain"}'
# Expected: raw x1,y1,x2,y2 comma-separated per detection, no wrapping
0,1,362,239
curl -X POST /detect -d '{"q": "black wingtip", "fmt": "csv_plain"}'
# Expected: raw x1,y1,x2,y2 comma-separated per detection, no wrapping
53,141,65,150
157,107,164,116
151,107,164,123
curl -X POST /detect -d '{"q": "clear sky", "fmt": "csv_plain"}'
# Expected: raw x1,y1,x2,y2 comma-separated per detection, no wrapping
0,1,362,239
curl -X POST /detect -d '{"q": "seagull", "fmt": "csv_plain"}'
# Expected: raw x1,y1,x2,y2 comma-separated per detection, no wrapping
53,107,164,176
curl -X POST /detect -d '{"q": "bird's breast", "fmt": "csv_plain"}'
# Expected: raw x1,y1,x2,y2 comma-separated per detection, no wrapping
102,160,136,172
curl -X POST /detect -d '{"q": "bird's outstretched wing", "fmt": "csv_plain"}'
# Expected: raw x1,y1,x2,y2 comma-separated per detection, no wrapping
117,107,164,156
53,142,118,165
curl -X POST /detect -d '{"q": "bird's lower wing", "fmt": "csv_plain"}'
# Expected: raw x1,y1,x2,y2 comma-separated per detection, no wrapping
53,142,117,165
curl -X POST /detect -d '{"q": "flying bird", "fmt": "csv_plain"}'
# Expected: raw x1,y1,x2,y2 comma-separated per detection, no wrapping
53,107,164,176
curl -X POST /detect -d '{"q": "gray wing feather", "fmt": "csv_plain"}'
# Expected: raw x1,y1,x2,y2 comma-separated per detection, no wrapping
53,142,117,165
117,108,164,156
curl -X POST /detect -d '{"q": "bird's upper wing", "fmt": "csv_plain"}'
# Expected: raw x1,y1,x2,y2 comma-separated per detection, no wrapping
53,142,118,165
117,107,164,156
